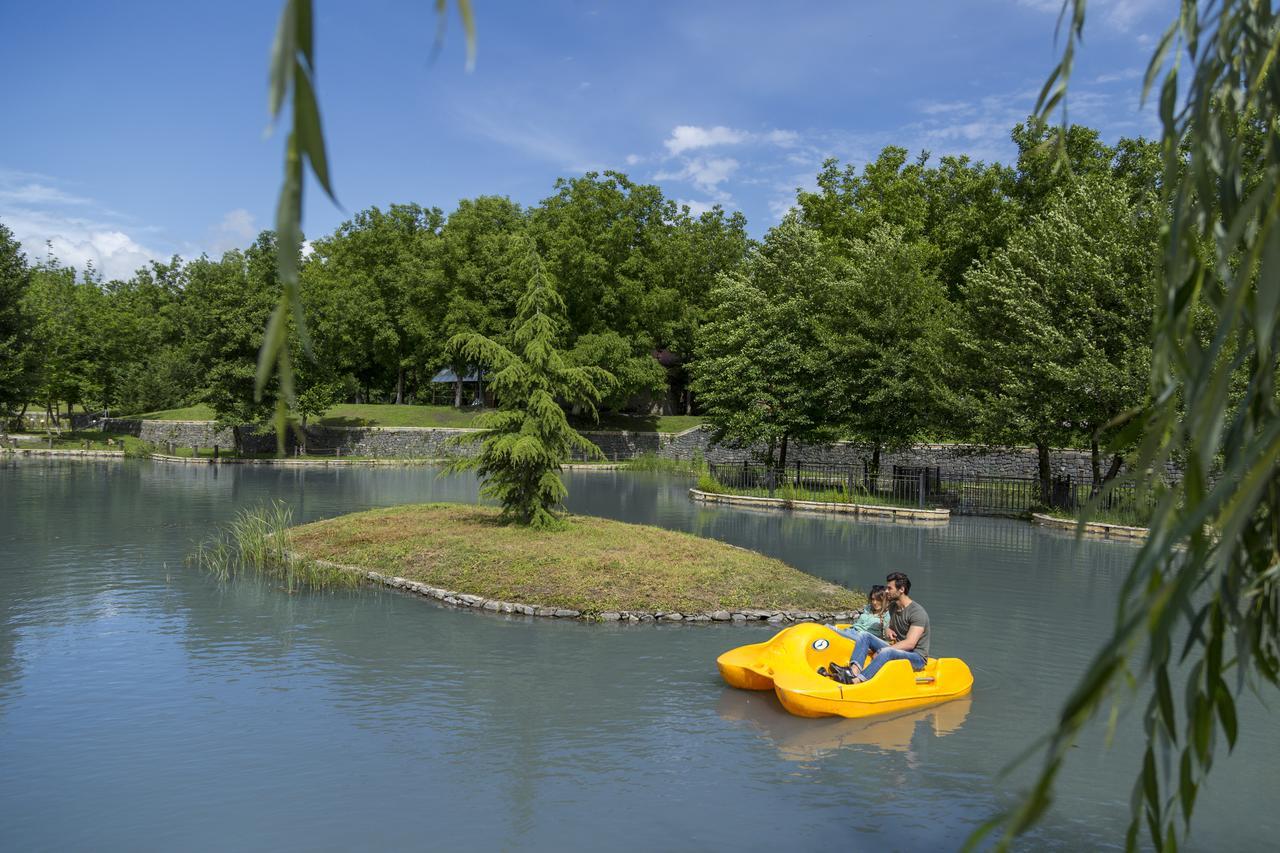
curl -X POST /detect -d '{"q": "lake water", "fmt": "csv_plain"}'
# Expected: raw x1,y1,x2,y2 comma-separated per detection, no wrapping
1,459,1275,851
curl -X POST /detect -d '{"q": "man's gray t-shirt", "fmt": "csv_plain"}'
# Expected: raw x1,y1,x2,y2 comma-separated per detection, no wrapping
889,601,930,658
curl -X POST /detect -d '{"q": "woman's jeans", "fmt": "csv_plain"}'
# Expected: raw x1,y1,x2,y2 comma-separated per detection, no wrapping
848,630,926,681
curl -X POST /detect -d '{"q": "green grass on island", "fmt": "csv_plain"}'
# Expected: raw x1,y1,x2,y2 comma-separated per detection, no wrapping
132,403,704,434
287,503,864,614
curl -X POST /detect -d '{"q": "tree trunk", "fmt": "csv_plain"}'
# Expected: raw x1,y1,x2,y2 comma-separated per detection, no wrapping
454,375,463,408
1036,441,1053,506
1103,453,1124,484
869,443,881,495
684,389,693,416
396,368,404,405
764,436,778,497
1090,438,1103,491
779,433,789,472
232,425,244,456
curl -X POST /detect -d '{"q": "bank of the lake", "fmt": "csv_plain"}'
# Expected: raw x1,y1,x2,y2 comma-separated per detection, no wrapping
288,503,865,618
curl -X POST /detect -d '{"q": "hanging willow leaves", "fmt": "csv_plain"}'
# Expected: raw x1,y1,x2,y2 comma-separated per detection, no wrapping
973,1,1280,850
261,0,475,452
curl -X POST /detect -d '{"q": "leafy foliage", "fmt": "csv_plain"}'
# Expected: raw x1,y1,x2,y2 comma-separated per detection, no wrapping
961,174,1156,495
185,235,282,452
0,224,34,420
978,2,1280,850
824,224,957,474
446,243,613,528
691,217,837,468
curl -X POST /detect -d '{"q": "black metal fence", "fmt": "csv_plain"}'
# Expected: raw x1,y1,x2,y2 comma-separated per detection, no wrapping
705,460,1153,524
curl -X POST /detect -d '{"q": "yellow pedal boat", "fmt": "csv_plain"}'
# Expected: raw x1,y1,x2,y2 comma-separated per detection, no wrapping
717,622,973,719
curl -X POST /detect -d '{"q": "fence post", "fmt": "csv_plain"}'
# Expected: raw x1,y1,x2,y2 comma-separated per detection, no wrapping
918,471,925,508
213,444,219,461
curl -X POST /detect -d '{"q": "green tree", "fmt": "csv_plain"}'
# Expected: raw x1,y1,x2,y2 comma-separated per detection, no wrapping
823,224,957,488
418,195,526,407
797,147,930,245
691,217,835,470
22,256,97,425
0,223,34,422
960,175,1154,500
652,203,750,413
1009,116,1115,219
530,172,684,409
446,243,613,528
302,203,441,403
920,155,1018,297
107,258,195,414
186,235,281,453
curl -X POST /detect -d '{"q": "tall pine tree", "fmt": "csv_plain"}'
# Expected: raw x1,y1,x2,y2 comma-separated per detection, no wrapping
447,242,613,528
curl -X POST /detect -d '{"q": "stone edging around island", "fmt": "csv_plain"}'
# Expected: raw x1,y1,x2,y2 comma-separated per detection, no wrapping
1031,512,1149,540
688,488,951,523
306,557,859,624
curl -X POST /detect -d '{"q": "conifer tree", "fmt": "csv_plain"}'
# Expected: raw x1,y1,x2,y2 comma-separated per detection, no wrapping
446,242,613,528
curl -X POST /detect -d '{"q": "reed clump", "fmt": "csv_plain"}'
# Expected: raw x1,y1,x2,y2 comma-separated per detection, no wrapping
188,500,359,591
623,450,707,475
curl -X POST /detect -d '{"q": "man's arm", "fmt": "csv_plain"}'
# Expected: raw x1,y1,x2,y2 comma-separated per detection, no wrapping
888,625,924,653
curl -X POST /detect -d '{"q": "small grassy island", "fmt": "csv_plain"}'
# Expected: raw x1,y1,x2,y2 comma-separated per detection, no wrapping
288,503,864,617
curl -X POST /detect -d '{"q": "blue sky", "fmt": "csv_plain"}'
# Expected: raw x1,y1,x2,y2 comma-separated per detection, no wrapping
1,0,1171,280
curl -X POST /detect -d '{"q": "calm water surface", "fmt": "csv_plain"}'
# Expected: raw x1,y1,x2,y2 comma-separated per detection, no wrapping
1,459,1275,851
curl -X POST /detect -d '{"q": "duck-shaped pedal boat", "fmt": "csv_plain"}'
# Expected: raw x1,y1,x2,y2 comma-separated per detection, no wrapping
717,622,973,719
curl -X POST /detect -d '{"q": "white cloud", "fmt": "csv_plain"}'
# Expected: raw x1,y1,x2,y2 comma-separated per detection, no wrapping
763,129,799,147
1095,67,1143,84
662,124,799,155
3,208,158,280
655,156,739,193
664,125,750,155
1015,0,1063,11
768,196,797,221
0,182,93,207
624,153,642,166
678,199,716,217
1101,0,1162,32
0,171,163,280
1016,0,1164,33
209,208,257,253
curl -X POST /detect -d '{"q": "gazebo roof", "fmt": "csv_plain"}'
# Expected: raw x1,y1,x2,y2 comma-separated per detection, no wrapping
431,368,483,384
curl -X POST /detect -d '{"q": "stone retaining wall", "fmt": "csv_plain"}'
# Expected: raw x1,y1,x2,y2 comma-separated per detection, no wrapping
688,488,951,523
96,418,1179,481
1030,512,1149,540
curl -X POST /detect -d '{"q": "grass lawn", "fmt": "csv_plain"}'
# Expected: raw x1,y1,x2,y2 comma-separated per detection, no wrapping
288,503,864,614
133,403,703,433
